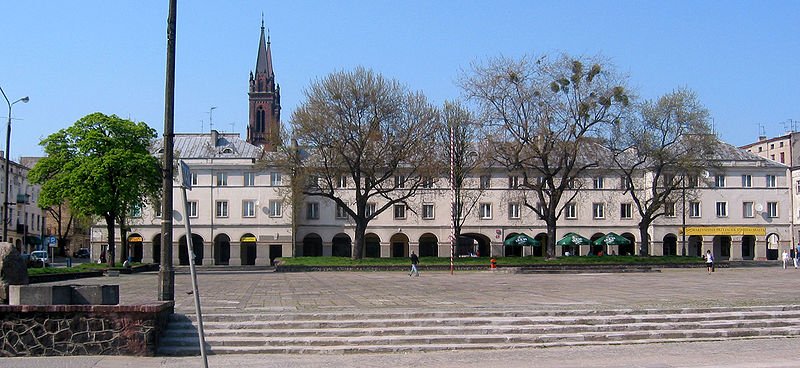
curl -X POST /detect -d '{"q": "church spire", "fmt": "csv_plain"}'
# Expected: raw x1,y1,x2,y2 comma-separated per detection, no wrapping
248,17,281,152
255,16,273,78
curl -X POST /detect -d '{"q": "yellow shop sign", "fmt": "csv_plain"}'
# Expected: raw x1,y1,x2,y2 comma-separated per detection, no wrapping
681,226,766,236
241,236,257,242
128,236,143,242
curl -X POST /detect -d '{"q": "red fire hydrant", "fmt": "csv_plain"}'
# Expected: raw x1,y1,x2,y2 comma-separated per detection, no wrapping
490,257,497,270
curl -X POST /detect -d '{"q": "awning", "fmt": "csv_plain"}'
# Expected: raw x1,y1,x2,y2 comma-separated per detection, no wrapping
593,232,631,246
503,233,541,247
556,233,591,246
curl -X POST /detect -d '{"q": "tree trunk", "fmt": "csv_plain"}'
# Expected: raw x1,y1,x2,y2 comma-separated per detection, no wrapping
638,219,652,256
352,220,368,260
545,216,558,259
105,214,115,267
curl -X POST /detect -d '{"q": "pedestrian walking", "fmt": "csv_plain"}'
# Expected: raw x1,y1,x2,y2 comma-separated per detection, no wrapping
704,250,714,274
782,250,789,270
795,245,799,269
409,251,419,277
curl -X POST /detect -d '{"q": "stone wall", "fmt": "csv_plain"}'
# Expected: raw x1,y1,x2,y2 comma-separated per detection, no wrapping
0,302,173,357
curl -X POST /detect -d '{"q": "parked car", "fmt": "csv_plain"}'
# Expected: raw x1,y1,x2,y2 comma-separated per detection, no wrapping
73,248,90,258
29,250,49,267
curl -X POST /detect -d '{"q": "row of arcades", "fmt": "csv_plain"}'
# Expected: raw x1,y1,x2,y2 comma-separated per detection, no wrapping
106,230,784,265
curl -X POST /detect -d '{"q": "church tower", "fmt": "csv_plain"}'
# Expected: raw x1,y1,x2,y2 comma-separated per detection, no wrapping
248,19,281,152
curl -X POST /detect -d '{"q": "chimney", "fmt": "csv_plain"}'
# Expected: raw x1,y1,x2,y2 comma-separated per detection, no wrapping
758,135,767,141
210,130,219,147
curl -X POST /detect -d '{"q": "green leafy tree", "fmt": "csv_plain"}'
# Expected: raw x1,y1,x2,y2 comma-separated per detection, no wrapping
28,113,161,266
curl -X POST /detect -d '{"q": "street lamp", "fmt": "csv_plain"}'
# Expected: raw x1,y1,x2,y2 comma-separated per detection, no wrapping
0,86,29,244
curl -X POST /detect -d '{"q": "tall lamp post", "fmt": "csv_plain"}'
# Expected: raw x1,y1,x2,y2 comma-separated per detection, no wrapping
0,86,29,244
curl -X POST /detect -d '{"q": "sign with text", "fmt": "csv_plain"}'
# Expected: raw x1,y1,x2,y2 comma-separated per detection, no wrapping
681,226,766,236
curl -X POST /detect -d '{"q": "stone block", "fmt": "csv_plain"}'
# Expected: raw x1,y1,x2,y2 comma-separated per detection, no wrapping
71,285,119,305
0,242,29,303
9,285,72,305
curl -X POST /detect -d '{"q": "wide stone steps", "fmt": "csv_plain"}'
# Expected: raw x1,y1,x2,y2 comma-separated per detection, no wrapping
157,306,800,355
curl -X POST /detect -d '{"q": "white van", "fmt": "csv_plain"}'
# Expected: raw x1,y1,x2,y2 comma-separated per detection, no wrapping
30,250,49,265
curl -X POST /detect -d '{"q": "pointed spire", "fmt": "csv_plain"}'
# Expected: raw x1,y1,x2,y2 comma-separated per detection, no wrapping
255,18,273,78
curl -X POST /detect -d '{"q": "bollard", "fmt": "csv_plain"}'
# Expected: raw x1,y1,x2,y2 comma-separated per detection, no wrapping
490,257,497,270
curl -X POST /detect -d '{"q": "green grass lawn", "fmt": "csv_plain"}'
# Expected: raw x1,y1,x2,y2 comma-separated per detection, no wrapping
279,255,704,267
27,262,143,276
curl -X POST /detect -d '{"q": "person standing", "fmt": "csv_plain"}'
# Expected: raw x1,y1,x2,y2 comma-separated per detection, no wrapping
704,250,713,274
795,244,799,269
409,251,420,277
782,250,790,270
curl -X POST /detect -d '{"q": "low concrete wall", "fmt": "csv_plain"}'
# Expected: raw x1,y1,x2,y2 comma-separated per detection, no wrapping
0,302,174,357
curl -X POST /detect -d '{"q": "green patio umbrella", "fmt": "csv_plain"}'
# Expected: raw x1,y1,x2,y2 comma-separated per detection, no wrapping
503,233,541,247
593,232,631,246
556,232,591,246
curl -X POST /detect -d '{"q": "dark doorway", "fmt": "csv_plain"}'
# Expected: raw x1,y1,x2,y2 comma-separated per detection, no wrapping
152,235,161,264
332,234,352,257
419,234,438,257
365,234,381,258
302,234,323,257
178,234,204,266
214,234,231,265
269,244,282,265
663,234,677,256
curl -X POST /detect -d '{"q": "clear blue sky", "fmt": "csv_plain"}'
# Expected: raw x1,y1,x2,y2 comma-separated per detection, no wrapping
1,1,798,159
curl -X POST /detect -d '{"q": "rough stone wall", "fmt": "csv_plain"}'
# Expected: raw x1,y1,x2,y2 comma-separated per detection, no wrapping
0,302,173,357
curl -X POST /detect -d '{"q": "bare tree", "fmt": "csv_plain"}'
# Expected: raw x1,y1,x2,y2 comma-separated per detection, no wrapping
608,88,718,255
462,54,630,259
291,67,439,259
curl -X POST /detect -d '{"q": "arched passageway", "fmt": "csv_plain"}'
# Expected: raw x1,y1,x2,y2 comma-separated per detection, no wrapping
390,233,410,257
332,233,352,257
302,233,323,257
214,233,231,265
178,234,204,266
663,234,678,256
418,233,438,257
240,234,257,265
365,233,381,258
128,234,143,262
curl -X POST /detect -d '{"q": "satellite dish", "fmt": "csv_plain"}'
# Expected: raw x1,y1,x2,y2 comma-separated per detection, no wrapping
755,203,764,212
702,170,710,178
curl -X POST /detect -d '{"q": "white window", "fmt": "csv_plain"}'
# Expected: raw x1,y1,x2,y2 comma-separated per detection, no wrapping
270,172,282,186
191,172,198,186
242,200,256,218
422,177,435,189
593,176,604,189
480,175,491,189
337,175,347,188
366,203,376,217
155,205,163,218
395,175,406,188
742,201,754,218
565,203,577,219
394,204,406,219
620,175,630,189
664,202,676,217
244,172,255,187
716,202,728,218
269,200,282,217
714,175,725,188
689,201,701,218
128,203,142,218
592,203,605,219
479,203,492,219
620,203,632,219
741,175,752,188
767,202,778,218
687,175,700,188
215,201,228,218
508,202,521,219
335,204,348,219
422,203,435,219
306,202,319,220
766,175,777,188
187,201,198,218
216,172,228,186
508,175,520,189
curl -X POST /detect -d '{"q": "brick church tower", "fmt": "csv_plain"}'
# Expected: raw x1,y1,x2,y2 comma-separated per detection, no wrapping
247,19,281,152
